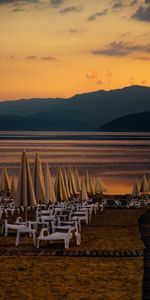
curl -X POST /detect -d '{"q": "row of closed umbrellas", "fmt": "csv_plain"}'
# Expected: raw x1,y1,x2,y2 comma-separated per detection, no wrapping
132,175,150,197
0,151,107,207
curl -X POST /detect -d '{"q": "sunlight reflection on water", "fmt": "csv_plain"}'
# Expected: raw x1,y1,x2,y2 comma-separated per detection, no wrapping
0,131,150,194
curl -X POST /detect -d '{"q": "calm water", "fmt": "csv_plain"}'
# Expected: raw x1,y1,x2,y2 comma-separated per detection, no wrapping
0,131,150,194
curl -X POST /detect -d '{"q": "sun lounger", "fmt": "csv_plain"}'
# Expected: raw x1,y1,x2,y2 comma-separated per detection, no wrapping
37,227,76,249
3,219,26,237
16,221,37,246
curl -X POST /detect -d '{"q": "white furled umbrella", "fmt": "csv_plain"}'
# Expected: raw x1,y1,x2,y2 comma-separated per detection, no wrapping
79,178,88,202
85,171,90,194
55,169,68,201
62,168,70,199
140,174,149,193
132,178,140,197
100,178,107,193
95,177,107,194
45,163,56,203
33,152,45,203
67,168,77,196
89,175,96,196
74,168,81,193
11,176,18,199
16,151,36,207
0,166,11,193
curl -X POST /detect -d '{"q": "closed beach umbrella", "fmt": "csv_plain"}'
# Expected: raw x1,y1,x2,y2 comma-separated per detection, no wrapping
74,168,81,192
33,152,45,203
11,176,18,199
67,168,77,196
0,166,11,193
16,151,36,207
62,168,70,199
132,178,140,197
89,175,96,196
85,171,90,194
55,169,68,201
95,177,107,194
79,178,88,201
100,178,107,193
140,174,149,193
45,163,56,203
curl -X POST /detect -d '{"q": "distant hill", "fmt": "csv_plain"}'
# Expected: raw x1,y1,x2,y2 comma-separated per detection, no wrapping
0,115,93,131
98,111,150,132
0,85,150,129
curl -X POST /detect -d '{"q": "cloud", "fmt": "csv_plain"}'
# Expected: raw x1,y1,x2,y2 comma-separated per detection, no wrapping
130,0,138,6
41,56,56,61
92,41,150,56
132,6,150,22
119,31,131,37
26,55,37,60
88,9,108,21
68,29,79,34
12,7,26,11
92,41,145,57
96,80,103,85
59,6,81,14
141,80,147,84
50,0,64,7
86,71,99,79
86,71,103,85
25,55,56,61
112,1,123,10
67,28,85,35
146,46,150,52
10,55,15,59
134,55,150,60
0,0,38,4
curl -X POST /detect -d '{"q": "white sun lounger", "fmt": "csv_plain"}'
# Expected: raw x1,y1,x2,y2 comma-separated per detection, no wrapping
3,219,25,237
37,226,80,249
16,221,37,246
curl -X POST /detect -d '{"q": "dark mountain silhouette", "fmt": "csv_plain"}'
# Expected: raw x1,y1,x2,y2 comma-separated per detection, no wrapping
0,85,150,129
98,111,150,132
0,115,93,131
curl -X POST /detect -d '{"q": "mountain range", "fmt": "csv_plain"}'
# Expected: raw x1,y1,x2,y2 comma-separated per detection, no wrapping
98,111,150,132
0,85,150,131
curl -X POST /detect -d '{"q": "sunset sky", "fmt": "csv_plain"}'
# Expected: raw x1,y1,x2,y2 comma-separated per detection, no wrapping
0,0,150,100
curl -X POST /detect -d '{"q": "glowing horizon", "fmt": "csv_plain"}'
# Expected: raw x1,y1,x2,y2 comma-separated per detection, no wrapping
1,83,150,102
1,0,150,100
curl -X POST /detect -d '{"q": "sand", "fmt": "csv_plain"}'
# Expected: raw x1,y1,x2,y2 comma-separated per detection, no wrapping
0,207,148,300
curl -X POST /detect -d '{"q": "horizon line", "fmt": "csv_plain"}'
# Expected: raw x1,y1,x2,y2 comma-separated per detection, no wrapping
0,84,149,102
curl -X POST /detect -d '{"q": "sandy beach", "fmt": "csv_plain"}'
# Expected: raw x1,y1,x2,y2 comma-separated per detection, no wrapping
0,208,147,300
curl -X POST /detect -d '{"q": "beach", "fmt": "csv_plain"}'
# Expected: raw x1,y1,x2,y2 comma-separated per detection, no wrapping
0,132,150,299
0,208,147,300
0,256,143,300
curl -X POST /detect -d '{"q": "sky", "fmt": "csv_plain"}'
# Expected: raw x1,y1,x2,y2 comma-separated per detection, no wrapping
0,0,150,100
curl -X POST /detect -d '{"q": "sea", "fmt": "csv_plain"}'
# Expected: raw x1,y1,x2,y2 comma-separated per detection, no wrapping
0,131,150,195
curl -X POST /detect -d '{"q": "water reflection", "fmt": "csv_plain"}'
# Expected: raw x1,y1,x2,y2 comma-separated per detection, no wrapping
0,132,150,194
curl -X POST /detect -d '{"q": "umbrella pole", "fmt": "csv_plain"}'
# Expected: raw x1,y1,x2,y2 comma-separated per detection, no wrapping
25,209,27,222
